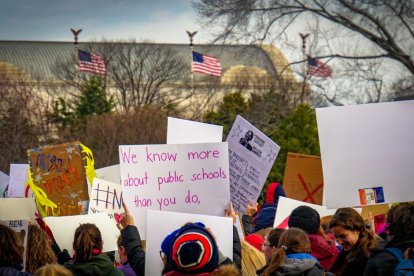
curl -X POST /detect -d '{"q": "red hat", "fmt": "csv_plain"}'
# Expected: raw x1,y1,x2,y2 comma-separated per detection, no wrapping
245,233,264,252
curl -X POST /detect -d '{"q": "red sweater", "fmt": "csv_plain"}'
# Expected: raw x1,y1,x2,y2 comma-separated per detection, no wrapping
308,233,339,271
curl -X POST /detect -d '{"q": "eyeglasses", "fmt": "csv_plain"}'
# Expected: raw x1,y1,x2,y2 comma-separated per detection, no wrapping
159,250,166,258
261,243,271,251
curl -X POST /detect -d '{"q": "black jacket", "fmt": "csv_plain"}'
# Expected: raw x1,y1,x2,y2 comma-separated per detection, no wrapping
0,264,32,276
364,236,414,276
120,225,145,276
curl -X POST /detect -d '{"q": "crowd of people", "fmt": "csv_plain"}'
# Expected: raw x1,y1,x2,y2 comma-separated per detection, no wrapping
1,182,414,276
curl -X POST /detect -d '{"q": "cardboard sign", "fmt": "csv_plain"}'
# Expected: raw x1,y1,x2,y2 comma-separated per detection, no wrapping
145,210,233,276
0,219,28,269
119,143,230,238
95,164,121,185
273,196,362,229
0,198,37,220
28,142,90,217
0,171,9,198
360,204,390,220
317,101,414,208
283,153,324,205
8,164,28,198
167,117,223,144
88,178,124,224
226,115,280,214
43,212,119,256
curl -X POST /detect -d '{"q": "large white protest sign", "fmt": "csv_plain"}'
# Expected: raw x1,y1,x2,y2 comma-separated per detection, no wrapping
95,164,121,185
317,100,414,208
145,210,233,276
167,117,223,144
44,212,119,256
0,171,9,198
227,115,280,214
119,143,230,238
8,164,28,198
88,178,124,224
273,197,362,229
0,198,36,220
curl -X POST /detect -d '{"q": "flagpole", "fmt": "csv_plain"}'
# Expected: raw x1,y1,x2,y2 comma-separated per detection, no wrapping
299,33,309,104
71,28,82,84
187,30,197,93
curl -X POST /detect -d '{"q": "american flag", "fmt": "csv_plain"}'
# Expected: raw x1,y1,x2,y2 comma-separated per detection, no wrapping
78,50,107,75
308,57,332,78
192,51,221,77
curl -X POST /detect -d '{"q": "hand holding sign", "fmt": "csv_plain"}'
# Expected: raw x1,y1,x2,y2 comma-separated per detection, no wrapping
117,201,134,230
225,202,236,224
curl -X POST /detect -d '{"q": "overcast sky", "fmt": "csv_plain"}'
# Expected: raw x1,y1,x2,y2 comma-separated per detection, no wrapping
0,0,212,43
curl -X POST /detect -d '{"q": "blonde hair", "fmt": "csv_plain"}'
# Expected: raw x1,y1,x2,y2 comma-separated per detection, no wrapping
26,224,57,273
34,264,72,276
241,240,266,276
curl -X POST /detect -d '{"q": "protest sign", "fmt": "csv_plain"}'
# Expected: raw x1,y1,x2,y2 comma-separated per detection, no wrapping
95,164,121,185
27,142,91,217
119,142,230,238
7,164,28,198
88,178,124,224
0,219,28,269
0,198,36,220
283,153,324,205
317,100,414,208
167,117,223,144
43,212,119,256
226,115,280,214
0,171,9,198
145,210,233,276
273,196,362,229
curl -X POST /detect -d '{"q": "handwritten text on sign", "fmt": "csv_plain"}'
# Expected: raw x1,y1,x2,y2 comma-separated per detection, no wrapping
119,143,230,238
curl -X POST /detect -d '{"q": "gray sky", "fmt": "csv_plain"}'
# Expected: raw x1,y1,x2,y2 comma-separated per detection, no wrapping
0,0,211,43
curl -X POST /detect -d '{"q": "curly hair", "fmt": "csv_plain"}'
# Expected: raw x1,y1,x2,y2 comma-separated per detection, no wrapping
262,228,310,276
387,203,414,238
73,223,103,262
34,264,72,276
0,224,24,266
329,208,377,262
26,224,57,273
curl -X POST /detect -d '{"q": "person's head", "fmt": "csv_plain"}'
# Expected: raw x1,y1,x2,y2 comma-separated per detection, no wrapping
245,130,253,141
262,228,285,263
288,205,320,234
26,224,57,273
263,228,310,275
0,224,24,267
387,203,414,238
241,240,266,276
161,222,219,274
73,223,103,262
329,208,377,260
117,235,128,264
34,264,72,276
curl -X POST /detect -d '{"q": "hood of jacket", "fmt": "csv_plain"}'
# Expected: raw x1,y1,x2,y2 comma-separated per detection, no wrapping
279,255,319,274
66,254,121,276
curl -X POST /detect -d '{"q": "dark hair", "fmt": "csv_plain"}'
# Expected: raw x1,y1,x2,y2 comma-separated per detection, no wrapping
387,203,414,238
329,208,377,261
73,223,102,262
266,228,286,247
26,224,57,273
0,224,24,266
262,228,310,276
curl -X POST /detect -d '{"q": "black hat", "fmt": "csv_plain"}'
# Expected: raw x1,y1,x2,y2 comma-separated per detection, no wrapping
288,205,320,234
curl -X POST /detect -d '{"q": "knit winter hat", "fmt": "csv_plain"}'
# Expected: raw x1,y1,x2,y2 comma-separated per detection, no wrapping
288,205,321,234
164,223,219,274
245,234,264,252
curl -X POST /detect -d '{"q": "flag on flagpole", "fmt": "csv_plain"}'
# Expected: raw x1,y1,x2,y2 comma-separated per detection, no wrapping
192,51,221,77
78,50,107,75
307,57,332,78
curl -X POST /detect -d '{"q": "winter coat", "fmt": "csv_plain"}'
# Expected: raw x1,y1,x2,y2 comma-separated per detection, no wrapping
364,236,414,276
64,254,123,276
121,225,145,276
308,234,338,271
257,253,333,276
117,261,137,276
164,263,240,276
0,264,31,276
